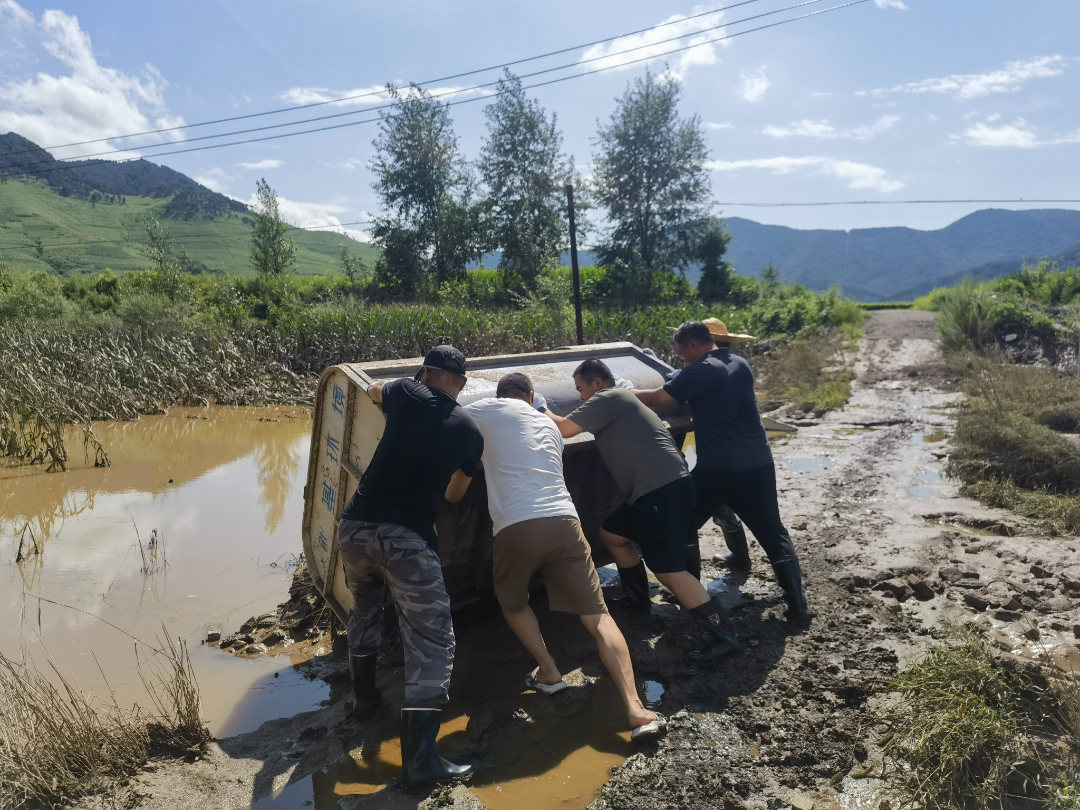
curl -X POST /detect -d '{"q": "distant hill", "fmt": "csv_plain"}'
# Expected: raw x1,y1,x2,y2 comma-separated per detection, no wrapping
0,133,247,220
723,209,1080,301
0,179,379,276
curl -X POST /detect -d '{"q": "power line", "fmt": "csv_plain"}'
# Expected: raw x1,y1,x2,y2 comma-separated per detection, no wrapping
4,0,832,171
0,0,868,180
3,221,375,250
12,0,771,156
716,199,1080,206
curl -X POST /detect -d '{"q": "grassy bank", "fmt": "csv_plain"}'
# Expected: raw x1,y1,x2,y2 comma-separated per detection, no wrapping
918,263,1080,533
885,636,1079,810
0,263,863,467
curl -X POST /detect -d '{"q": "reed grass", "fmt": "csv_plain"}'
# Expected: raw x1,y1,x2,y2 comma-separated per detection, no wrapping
0,631,208,810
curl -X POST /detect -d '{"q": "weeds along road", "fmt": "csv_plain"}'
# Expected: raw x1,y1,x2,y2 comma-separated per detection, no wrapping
94,310,1080,810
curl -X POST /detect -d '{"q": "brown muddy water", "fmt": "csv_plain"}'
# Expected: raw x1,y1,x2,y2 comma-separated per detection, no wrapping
0,406,329,737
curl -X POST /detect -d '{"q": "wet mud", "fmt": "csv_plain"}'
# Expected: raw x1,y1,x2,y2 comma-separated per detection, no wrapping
48,311,1080,809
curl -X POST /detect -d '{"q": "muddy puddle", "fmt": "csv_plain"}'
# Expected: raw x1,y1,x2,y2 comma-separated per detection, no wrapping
789,457,833,475
0,406,331,737
253,615,643,810
910,429,949,445
682,429,792,471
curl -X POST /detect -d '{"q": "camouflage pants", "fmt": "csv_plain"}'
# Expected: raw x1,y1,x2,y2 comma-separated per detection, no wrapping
337,519,455,705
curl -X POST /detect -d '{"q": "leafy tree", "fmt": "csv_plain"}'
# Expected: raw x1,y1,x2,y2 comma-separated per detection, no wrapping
143,214,190,299
338,243,368,282
479,71,571,284
249,179,297,277
369,85,489,294
696,218,735,302
592,69,712,274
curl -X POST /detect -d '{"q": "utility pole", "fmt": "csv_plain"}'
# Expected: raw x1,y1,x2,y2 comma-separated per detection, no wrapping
565,184,585,346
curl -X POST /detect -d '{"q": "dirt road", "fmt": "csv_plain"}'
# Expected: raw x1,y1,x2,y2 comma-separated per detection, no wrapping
106,310,1080,810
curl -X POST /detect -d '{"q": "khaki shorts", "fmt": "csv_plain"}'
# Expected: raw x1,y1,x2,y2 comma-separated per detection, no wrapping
493,516,607,616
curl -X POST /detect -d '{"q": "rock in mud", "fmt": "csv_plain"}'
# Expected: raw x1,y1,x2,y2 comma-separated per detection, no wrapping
872,579,911,600
1062,580,1080,595
262,630,285,647
789,794,815,810
1001,596,1024,611
1073,624,1080,639
244,643,269,655
939,567,963,583
905,574,934,600
1030,564,1052,579
963,593,991,611
206,624,221,642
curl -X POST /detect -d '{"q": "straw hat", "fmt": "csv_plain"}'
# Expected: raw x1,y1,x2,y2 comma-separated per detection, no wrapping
667,317,757,343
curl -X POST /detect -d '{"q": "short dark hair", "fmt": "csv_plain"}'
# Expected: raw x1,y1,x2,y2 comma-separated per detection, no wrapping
573,358,615,387
496,372,533,399
672,320,714,347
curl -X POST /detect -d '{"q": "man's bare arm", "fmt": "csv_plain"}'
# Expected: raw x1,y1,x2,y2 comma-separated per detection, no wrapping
545,410,586,438
366,379,388,403
631,387,676,408
444,469,473,503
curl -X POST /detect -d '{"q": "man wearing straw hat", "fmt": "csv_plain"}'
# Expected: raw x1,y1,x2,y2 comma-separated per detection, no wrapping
631,319,812,628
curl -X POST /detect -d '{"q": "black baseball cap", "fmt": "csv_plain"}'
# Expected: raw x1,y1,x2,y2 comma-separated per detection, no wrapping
419,345,467,376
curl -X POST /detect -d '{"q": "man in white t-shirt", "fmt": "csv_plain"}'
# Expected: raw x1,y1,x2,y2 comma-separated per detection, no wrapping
463,372,663,740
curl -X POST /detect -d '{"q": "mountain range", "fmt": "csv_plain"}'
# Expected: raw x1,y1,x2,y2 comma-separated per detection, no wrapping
723,211,1080,301
0,133,378,275
2,133,1078,296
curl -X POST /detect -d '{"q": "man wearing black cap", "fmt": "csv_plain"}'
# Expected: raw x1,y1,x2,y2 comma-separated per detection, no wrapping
336,345,483,784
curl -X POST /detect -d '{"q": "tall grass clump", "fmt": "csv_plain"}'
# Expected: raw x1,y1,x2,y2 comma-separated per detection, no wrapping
885,642,1024,810
947,360,1080,532
0,632,208,809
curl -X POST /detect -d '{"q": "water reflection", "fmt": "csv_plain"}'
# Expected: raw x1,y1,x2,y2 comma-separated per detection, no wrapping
0,405,318,736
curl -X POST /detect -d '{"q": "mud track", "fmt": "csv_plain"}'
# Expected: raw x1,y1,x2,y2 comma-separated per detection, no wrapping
104,311,1080,810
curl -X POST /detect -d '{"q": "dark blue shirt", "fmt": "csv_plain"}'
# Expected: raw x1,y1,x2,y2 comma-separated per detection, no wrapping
341,378,484,549
663,347,772,473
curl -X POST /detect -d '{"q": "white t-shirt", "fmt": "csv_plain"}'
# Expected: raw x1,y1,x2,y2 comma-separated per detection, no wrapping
462,397,579,535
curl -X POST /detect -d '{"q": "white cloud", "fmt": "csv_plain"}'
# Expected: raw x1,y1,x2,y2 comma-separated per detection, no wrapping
874,0,907,9
763,115,899,140
956,117,1080,148
0,0,33,27
708,156,904,192
244,192,369,242
707,122,735,130
578,6,723,80
238,159,283,170
194,168,233,194
0,3,184,159
278,83,489,108
873,55,1069,100
740,69,770,103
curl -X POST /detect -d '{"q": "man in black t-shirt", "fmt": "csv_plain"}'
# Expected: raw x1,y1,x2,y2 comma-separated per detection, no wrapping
336,345,483,784
632,320,811,628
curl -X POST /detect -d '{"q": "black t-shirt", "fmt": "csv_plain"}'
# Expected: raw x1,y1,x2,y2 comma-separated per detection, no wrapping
341,378,484,549
663,347,773,473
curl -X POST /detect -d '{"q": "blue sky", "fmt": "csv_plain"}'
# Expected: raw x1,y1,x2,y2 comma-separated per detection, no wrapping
1,0,1078,242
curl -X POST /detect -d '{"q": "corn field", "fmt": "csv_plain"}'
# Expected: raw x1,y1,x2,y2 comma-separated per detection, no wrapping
1,294,859,469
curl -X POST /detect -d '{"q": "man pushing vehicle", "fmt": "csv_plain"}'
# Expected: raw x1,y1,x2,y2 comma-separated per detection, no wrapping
546,359,741,664
336,345,481,784
463,372,665,740
631,319,812,628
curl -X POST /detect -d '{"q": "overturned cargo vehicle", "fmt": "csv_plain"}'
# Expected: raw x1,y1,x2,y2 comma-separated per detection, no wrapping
301,342,690,623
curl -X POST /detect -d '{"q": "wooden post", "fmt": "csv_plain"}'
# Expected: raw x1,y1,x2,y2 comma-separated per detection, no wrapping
565,184,585,345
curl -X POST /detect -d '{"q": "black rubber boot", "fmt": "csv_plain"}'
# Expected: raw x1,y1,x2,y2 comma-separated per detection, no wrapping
400,708,476,785
687,533,702,581
772,558,812,628
607,562,652,612
687,596,740,664
712,507,752,572
348,651,382,719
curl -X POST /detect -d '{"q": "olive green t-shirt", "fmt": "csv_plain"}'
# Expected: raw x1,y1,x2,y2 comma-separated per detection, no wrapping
567,387,688,504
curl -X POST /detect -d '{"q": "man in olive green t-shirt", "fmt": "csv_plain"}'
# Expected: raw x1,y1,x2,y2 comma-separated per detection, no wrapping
546,358,740,665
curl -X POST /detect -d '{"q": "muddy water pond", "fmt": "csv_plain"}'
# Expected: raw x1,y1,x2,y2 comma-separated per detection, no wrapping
0,406,329,737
